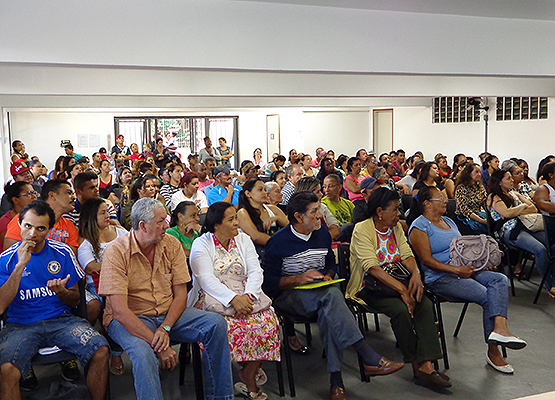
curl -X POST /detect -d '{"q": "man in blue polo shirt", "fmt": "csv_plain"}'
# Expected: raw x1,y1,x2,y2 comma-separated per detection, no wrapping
0,200,109,400
206,165,241,206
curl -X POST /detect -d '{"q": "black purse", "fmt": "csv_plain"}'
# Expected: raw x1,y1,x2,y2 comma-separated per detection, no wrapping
362,262,412,298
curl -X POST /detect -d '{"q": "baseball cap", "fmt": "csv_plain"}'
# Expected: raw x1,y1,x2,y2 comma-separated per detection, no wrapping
10,161,31,177
243,162,260,173
77,156,89,164
360,177,378,191
212,165,231,177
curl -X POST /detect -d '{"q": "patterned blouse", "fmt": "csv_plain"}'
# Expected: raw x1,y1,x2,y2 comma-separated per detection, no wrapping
455,182,487,217
212,236,244,277
517,182,533,200
375,228,402,273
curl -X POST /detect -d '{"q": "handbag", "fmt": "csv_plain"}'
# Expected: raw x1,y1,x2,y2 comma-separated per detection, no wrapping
199,268,272,316
448,234,503,272
518,213,544,232
362,262,412,298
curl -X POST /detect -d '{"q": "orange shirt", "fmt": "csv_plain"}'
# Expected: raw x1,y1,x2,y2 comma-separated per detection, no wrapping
6,214,79,248
99,230,191,327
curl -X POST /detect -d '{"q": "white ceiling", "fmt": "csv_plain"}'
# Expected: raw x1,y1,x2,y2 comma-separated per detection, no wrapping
237,0,555,21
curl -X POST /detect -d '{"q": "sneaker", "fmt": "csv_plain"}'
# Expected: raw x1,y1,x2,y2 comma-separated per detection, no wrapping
61,360,81,382
20,366,39,391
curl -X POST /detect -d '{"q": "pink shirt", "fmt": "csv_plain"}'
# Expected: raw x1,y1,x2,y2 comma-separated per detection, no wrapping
343,174,369,202
198,179,215,192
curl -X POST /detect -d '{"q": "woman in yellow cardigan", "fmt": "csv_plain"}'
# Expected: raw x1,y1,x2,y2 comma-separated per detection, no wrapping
346,187,450,389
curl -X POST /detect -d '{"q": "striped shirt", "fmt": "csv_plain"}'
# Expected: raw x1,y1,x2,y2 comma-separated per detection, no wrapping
262,225,337,298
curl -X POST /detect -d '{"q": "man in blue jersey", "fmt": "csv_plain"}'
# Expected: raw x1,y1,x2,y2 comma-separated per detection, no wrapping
0,201,109,400
262,192,403,400
207,165,241,206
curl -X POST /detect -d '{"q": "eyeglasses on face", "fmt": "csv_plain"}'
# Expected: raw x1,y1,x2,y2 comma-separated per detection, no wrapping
428,196,447,202
322,184,339,189
17,190,39,198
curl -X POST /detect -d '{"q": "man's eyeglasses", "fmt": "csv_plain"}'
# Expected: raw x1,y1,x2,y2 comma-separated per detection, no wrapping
322,184,339,190
429,196,447,202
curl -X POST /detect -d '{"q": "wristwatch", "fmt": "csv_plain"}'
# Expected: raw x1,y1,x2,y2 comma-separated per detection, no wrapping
161,325,171,333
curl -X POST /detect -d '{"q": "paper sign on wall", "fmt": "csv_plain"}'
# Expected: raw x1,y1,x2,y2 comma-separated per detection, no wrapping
77,134,88,148
89,134,100,148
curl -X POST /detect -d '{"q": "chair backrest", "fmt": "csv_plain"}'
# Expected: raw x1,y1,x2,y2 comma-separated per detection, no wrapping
445,198,457,218
485,206,495,236
543,215,555,258
400,193,412,216
74,278,87,319
446,199,476,236
336,243,351,293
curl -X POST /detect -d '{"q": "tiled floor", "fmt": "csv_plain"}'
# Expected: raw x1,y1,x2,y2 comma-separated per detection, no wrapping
25,272,555,400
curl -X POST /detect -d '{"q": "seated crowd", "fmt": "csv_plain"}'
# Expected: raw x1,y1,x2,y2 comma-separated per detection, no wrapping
4,136,555,400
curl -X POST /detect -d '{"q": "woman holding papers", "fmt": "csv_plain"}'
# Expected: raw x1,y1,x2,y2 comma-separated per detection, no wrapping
347,187,450,388
409,186,526,374
190,202,280,400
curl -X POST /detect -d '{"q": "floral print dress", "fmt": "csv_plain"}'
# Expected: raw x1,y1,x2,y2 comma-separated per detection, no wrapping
202,236,281,362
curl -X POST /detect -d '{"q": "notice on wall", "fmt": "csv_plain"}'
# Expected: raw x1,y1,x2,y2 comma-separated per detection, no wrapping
77,134,88,148
89,134,100,148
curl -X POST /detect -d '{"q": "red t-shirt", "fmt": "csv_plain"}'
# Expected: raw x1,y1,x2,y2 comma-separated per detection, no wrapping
6,214,79,248
99,175,113,189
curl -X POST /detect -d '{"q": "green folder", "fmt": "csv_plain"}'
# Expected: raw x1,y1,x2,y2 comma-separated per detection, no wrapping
294,278,345,290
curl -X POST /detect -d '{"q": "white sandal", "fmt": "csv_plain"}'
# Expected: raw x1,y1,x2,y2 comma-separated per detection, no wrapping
255,368,267,386
234,382,268,400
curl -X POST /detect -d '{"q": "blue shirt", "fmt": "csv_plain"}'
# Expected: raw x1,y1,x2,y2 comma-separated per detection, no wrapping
207,184,241,206
0,239,85,324
408,215,460,284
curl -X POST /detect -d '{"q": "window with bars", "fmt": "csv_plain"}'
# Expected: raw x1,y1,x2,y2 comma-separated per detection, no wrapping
496,97,548,121
114,116,239,168
432,97,481,123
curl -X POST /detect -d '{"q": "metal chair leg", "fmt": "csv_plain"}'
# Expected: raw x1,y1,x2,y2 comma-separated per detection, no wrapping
534,262,554,304
304,323,312,347
374,313,380,332
192,343,204,400
433,298,449,369
276,360,285,397
178,343,188,386
453,303,469,337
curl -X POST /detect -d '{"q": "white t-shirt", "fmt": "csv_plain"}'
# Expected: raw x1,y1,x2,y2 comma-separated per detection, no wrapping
320,203,339,228
170,190,208,212
78,226,128,285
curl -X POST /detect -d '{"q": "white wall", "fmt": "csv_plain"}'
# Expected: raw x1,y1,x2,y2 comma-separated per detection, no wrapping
302,111,371,157
2,1,555,76
9,112,113,169
393,104,555,178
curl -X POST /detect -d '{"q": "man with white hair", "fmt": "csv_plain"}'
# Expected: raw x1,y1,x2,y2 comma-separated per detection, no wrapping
99,198,233,400
280,164,304,206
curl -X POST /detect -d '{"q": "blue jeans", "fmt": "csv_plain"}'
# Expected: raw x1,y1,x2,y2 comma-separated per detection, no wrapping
503,229,555,289
0,312,107,377
426,271,509,343
108,307,233,400
273,286,368,373
458,211,488,233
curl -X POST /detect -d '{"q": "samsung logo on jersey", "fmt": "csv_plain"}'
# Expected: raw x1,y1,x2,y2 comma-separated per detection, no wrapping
19,286,55,300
